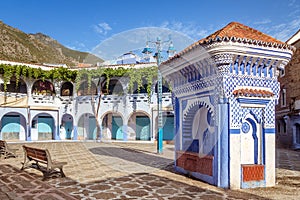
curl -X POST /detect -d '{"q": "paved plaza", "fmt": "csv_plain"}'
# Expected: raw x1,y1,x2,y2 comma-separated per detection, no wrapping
0,141,299,199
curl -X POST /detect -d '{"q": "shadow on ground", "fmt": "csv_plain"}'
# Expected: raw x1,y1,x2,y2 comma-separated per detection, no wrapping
0,164,271,200
89,146,174,170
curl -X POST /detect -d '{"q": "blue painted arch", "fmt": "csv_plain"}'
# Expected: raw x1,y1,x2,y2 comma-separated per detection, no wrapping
0,112,27,140
245,117,259,164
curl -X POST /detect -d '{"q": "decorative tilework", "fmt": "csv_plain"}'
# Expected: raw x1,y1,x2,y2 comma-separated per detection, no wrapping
264,100,276,128
159,21,293,189
242,122,250,133
224,73,279,128
242,164,265,182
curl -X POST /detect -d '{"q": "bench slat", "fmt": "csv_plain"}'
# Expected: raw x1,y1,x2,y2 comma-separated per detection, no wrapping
21,145,67,180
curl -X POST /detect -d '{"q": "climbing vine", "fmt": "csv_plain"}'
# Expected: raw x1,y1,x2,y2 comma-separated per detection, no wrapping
75,66,158,97
0,64,77,91
0,63,159,98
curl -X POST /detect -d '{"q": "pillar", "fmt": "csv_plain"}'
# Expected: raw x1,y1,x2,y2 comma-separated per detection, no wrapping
217,97,229,188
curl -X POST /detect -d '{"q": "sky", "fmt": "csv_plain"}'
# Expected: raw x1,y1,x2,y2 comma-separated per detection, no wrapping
1,0,300,60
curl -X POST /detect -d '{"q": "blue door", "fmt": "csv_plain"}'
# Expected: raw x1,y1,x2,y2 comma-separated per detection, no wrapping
65,121,73,139
136,116,150,140
112,116,123,140
163,115,174,140
88,116,97,140
1,115,20,140
38,116,53,140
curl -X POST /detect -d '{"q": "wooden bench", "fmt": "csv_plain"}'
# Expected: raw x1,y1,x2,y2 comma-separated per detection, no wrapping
21,145,67,180
0,140,18,159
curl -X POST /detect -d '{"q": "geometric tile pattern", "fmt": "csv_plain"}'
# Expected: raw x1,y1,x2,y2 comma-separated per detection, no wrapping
176,151,213,176
242,164,264,182
225,75,279,128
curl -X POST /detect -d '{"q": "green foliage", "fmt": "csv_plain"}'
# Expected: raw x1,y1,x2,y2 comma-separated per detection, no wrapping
76,66,158,97
15,65,21,89
0,64,78,91
1,64,13,91
0,64,159,98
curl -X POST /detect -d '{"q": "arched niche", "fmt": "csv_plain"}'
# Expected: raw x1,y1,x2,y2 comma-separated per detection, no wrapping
77,81,97,96
61,82,73,96
0,76,27,93
32,80,55,96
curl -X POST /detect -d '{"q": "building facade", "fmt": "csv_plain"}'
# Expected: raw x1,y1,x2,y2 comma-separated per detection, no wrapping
276,29,300,149
0,60,174,143
160,22,294,189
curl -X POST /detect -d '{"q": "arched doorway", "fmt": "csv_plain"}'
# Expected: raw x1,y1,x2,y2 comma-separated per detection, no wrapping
32,80,55,96
132,79,148,94
0,76,27,94
77,81,97,96
61,114,73,139
128,112,151,141
101,112,124,140
162,112,174,141
102,79,124,95
61,82,73,96
31,113,55,140
0,112,26,141
77,113,97,140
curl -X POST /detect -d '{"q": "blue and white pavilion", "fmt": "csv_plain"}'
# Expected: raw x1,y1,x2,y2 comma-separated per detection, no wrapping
160,22,294,189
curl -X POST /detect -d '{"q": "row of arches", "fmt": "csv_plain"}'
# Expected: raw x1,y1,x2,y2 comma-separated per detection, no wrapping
70,111,174,141
0,111,174,142
0,77,171,97
0,77,73,96
0,112,58,141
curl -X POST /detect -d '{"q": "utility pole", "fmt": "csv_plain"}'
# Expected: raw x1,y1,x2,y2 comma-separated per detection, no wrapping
143,36,175,154
156,37,163,154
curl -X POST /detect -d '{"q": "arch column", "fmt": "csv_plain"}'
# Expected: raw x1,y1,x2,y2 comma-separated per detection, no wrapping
216,97,229,188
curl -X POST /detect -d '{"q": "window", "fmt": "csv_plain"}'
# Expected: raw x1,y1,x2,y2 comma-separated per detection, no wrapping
277,121,281,134
296,124,300,144
281,88,287,107
283,120,287,134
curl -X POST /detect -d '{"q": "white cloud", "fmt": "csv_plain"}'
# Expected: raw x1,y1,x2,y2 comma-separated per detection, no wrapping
160,20,211,40
288,0,300,17
66,41,88,52
288,0,296,7
275,19,300,41
259,18,300,42
93,22,112,35
253,19,271,25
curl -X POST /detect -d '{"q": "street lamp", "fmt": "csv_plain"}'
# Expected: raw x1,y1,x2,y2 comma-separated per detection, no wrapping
143,36,174,154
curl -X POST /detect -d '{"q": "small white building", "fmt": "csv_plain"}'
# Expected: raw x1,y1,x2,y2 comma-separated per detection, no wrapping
160,22,294,189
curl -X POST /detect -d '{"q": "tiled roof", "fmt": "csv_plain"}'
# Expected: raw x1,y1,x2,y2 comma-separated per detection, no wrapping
200,22,285,45
163,22,293,65
233,88,274,98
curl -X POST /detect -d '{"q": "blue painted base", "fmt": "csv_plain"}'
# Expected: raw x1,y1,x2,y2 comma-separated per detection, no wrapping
241,180,266,188
175,166,214,185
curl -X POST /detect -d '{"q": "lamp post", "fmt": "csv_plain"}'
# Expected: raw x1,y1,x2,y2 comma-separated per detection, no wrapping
155,37,163,154
143,36,174,154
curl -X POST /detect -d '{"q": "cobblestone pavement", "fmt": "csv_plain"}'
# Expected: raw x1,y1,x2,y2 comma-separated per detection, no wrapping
0,141,299,199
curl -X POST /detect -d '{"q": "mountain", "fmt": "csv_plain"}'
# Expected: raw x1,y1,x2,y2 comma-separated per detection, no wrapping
0,21,103,66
